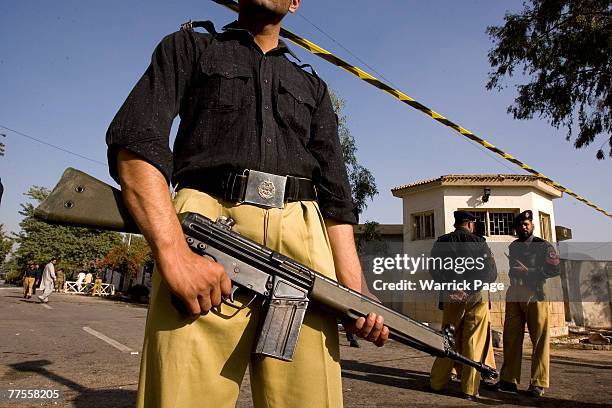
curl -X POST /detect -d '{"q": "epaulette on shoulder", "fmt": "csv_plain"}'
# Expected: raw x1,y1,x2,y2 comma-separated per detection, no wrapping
180,20,218,35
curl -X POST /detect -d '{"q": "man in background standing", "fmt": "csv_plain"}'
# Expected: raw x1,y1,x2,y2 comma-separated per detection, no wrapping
497,210,560,397
429,211,497,400
84,270,93,293
92,268,104,296
54,268,65,292
76,270,86,292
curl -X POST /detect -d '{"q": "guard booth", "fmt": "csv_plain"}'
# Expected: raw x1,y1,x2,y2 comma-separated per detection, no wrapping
383,174,568,336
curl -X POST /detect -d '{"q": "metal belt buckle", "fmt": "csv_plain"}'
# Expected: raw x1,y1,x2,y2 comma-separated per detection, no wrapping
243,170,287,209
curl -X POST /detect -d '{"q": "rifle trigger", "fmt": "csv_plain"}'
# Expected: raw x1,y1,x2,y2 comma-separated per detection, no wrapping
229,285,239,303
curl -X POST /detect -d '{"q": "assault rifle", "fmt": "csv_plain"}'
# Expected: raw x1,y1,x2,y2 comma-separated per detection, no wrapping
35,168,498,379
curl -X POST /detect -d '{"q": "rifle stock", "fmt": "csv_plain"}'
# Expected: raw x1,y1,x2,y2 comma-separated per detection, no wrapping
35,168,498,379
35,168,139,233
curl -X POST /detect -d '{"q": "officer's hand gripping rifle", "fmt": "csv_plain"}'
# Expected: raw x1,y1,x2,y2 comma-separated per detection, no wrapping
35,168,498,380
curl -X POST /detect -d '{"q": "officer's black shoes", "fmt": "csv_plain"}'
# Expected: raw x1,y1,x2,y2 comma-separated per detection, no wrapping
527,385,544,397
481,379,498,390
496,380,518,394
461,393,479,401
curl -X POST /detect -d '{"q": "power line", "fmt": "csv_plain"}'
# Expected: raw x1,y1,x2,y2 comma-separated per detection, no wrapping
295,12,400,90
0,124,107,167
295,11,519,175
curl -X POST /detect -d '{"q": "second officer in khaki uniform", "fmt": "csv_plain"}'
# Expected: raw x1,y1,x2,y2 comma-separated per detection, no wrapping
497,210,560,397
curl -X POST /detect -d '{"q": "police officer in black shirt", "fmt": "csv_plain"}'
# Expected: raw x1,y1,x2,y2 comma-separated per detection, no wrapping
106,1,387,406
429,210,497,400
497,210,560,397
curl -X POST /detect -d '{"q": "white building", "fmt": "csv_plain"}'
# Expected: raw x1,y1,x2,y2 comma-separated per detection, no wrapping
389,174,567,334
392,174,562,244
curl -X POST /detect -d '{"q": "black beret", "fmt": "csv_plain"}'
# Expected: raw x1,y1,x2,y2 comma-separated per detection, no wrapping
514,210,533,225
453,210,476,226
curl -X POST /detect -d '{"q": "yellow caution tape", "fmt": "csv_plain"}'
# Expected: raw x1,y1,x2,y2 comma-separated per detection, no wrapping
212,0,611,219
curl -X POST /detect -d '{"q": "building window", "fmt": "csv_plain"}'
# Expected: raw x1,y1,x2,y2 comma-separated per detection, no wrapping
539,211,552,241
489,212,515,235
468,209,518,236
412,211,435,240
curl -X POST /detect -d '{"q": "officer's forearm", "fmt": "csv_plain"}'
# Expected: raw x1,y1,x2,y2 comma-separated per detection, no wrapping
116,149,187,261
324,220,367,293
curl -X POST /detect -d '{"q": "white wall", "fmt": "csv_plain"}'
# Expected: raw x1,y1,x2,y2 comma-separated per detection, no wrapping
531,190,558,242
400,187,445,250
441,185,532,242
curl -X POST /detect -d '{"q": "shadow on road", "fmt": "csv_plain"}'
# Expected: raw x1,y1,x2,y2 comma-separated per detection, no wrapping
9,359,136,408
342,359,611,408
549,356,612,370
341,359,431,390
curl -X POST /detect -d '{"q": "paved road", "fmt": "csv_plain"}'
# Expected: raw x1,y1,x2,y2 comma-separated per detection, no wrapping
0,287,610,407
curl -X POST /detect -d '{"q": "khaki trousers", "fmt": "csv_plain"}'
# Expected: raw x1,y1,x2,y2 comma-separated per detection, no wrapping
137,189,342,408
500,286,550,388
92,279,103,296
430,300,490,396
451,322,496,377
55,279,64,292
23,277,35,297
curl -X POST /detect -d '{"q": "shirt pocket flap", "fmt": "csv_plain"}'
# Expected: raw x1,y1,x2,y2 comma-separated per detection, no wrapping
201,63,252,80
279,79,316,109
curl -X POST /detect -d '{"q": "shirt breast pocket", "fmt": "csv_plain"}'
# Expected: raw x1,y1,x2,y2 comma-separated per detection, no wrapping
199,63,254,109
277,78,316,138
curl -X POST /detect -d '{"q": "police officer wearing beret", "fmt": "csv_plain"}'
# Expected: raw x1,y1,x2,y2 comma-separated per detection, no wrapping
497,210,560,397
106,1,388,406
429,210,497,400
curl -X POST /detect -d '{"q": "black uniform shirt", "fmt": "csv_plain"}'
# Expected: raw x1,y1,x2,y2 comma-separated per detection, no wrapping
24,266,38,278
106,21,357,224
430,227,498,289
508,235,560,282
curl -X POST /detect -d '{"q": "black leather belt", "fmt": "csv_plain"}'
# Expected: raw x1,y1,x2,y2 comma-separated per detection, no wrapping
178,169,317,209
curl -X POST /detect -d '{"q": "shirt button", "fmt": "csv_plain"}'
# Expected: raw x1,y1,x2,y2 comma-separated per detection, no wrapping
264,105,270,110
266,137,272,144
264,79,269,84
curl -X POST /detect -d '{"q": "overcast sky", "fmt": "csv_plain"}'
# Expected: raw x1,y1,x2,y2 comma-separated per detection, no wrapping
1,0,611,241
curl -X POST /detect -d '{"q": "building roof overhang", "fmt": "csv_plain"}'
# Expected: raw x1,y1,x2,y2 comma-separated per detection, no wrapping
391,174,563,199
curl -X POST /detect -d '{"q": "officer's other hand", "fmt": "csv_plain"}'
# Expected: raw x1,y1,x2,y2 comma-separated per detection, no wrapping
449,290,468,302
157,245,231,316
344,313,389,347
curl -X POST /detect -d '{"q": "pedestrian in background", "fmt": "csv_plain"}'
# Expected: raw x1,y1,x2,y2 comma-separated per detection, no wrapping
33,263,42,295
54,268,65,292
76,270,86,292
84,271,93,293
92,269,104,296
37,259,57,303
22,263,37,299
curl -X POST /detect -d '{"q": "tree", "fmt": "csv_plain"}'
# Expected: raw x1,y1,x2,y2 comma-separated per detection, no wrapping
486,0,611,159
12,186,123,275
99,235,153,279
329,90,379,215
0,224,13,265
329,90,380,252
